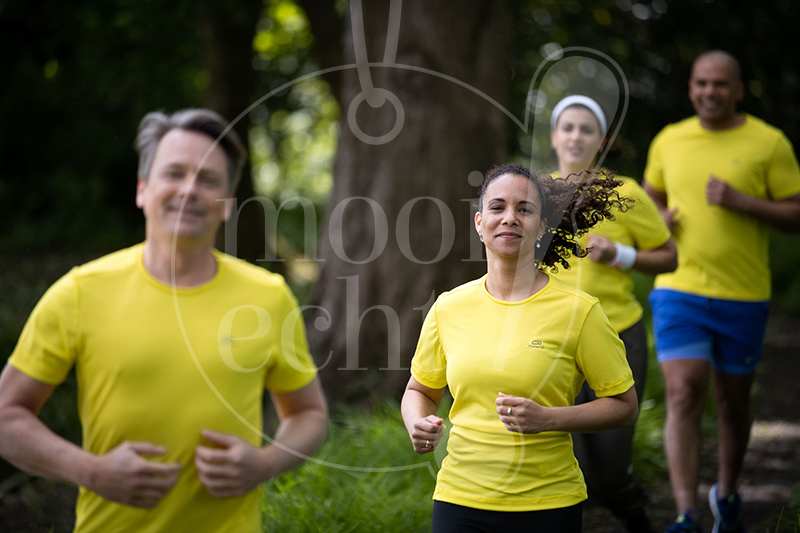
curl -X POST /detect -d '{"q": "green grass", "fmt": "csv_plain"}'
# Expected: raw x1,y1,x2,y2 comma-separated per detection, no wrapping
261,382,671,532
765,507,800,533
261,402,442,533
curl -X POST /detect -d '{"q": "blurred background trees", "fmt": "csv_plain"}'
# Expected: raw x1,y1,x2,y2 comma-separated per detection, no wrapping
2,0,800,403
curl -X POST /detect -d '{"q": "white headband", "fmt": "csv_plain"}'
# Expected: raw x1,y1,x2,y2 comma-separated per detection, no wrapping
550,95,608,135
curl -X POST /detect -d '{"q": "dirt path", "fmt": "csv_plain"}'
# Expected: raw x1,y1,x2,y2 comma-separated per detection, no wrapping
585,314,800,532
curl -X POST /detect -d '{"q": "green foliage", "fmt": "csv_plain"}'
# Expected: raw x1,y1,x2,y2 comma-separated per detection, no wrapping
792,482,800,508
261,403,439,533
244,0,339,284
766,507,800,533
250,80,339,204
253,1,312,59
509,1,800,178
4,0,799,307
0,0,213,253
770,230,800,314
250,0,339,206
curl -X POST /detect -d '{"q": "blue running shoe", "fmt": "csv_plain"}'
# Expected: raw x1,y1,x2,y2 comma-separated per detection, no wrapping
665,510,703,532
709,483,745,533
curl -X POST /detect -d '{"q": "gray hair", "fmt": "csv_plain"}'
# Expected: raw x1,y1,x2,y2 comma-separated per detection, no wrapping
134,109,247,192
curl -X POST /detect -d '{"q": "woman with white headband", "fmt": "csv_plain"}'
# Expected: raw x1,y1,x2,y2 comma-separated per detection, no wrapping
550,95,678,533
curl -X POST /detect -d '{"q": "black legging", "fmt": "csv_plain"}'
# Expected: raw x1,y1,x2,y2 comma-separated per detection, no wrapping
432,501,582,533
571,319,649,519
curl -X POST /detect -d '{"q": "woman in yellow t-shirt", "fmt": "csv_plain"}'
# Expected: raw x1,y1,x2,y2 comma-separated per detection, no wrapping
401,163,639,533
550,95,677,533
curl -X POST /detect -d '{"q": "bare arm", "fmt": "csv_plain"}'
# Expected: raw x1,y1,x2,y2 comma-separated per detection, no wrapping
262,377,328,476
707,176,800,231
633,236,678,275
0,365,84,482
195,377,328,498
587,235,678,275
0,364,180,508
495,386,638,434
400,377,446,454
644,182,678,231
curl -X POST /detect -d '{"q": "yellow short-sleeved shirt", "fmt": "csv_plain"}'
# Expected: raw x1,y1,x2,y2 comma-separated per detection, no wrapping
9,244,317,533
411,274,633,512
644,114,800,300
553,176,671,332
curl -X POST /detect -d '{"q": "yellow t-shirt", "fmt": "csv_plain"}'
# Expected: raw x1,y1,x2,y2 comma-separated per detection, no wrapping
553,176,671,332
411,275,633,512
9,244,317,533
644,114,800,300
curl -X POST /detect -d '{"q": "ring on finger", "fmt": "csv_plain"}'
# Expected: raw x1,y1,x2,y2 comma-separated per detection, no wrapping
507,406,512,416
425,440,431,449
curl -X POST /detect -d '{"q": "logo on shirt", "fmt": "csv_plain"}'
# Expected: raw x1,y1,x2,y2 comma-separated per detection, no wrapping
219,336,234,346
528,340,543,350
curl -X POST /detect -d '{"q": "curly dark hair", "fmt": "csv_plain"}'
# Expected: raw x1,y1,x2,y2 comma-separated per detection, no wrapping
479,163,631,271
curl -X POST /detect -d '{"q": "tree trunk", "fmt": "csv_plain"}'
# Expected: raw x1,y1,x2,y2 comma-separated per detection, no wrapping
309,1,511,404
296,0,345,104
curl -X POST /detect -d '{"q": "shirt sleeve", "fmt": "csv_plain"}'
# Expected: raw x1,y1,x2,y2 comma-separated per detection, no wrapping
766,133,800,201
643,130,666,193
263,281,318,393
574,303,634,397
410,298,448,389
624,181,672,251
8,270,80,385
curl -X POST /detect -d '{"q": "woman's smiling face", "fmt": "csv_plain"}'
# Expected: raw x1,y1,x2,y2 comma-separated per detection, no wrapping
475,173,547,261
550,106,604,173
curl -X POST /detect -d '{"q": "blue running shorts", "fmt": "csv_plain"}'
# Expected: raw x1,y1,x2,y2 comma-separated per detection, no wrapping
649,289,770,375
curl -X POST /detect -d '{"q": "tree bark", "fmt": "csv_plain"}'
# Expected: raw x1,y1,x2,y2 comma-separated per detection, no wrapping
309,1,511,403
296,0,345,104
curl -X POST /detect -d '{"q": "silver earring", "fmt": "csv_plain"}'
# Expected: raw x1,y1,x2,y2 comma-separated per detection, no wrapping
536,238,541,249
479,234,484,243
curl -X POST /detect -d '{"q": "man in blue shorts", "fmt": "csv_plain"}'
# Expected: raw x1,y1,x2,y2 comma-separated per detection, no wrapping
644,51,800,532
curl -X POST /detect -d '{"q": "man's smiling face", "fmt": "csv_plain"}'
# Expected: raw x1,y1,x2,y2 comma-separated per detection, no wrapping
135,128,232,245
689,55,744,129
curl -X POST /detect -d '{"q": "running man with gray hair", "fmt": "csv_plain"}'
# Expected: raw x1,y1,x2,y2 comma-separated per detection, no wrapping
0,109,328,532
644,51,800,533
